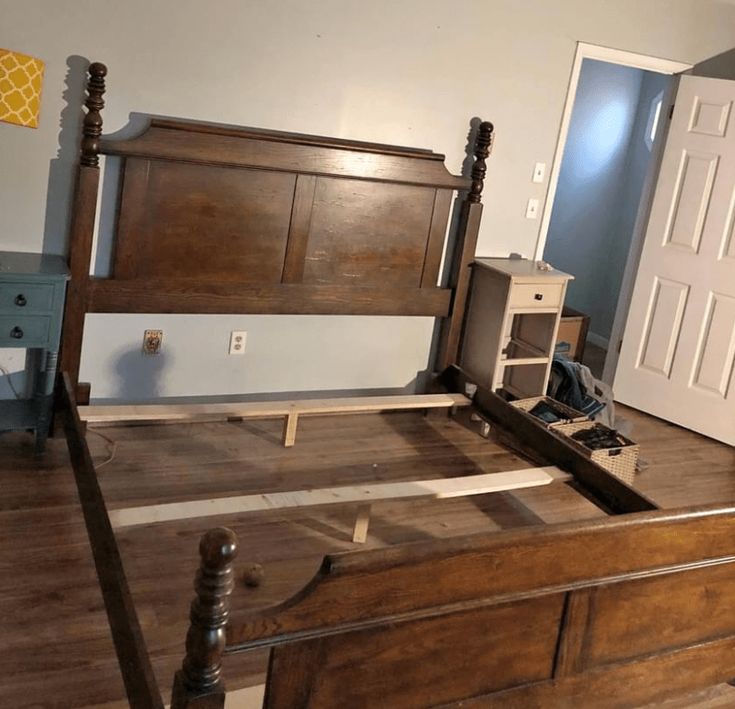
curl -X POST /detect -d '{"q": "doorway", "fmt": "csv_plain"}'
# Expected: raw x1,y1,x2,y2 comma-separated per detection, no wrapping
535,44,691,383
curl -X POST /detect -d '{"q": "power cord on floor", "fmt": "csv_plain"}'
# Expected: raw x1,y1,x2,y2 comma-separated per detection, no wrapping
0,365,22,400
87,428,118,469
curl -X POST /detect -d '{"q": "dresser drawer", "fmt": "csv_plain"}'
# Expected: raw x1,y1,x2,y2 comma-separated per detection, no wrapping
509,282,563,310
0,282,55,313
0,315,51,347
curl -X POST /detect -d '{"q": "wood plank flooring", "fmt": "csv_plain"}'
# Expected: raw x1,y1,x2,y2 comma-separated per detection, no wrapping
0,405,733,708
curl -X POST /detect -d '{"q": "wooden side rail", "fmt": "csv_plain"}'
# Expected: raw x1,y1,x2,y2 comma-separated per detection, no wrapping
170,505,735,708
59,373,165,709
438,365,659,515
79,393,471,447
108,466,566,541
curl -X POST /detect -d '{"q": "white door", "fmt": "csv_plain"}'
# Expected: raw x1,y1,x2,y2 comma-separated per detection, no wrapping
614,75,735,445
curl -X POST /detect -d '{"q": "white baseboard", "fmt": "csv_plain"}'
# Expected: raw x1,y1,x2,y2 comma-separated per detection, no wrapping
586,332,610,350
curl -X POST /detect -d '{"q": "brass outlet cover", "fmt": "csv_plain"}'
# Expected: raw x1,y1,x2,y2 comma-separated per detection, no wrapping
143,329,163,355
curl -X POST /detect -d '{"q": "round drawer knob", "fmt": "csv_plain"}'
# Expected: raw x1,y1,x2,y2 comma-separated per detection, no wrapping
14,294,27,307
534,293,543,301
10,326,24,339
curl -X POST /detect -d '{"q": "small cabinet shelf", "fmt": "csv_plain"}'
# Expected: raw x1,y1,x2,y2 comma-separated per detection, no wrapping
459,258,573,398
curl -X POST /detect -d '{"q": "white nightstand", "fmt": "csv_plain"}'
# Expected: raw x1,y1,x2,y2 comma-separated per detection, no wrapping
459,258,573,398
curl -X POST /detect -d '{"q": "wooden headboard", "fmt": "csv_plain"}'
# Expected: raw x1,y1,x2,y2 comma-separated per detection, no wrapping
61,63,494,398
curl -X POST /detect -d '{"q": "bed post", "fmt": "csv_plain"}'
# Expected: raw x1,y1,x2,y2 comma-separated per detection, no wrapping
436,120,494,370
60,61,107,403
171,528,238,709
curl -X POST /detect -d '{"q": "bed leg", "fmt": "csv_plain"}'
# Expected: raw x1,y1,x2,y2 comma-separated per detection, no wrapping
282,411,298,447
171,528,238,709
352,503,372,543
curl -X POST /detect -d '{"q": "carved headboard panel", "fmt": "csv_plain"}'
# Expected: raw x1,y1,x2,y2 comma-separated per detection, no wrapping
61,63,494,398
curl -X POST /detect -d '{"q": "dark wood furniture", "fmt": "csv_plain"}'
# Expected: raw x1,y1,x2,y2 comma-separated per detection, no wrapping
0,250,69,453
56,62,735,709
60,63,494,402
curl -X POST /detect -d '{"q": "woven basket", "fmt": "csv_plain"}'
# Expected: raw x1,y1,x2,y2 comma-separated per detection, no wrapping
511,396,588,428
555,420,638,484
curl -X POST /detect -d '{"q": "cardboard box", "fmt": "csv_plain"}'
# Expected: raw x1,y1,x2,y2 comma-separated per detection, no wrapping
555,306,590,362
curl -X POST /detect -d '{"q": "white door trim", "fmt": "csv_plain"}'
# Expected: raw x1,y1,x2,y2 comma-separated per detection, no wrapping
533,42,692,262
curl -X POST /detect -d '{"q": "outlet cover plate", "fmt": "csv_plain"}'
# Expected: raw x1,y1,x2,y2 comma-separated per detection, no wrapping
229,330,247,355
143,329,163,355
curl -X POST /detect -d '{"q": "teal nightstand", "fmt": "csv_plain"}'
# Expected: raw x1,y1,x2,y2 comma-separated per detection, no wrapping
0,251,70,454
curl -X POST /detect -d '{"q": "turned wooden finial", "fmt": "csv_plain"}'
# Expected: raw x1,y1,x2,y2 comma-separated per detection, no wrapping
467,121,494,204
80,61,107,167
171,528,238,709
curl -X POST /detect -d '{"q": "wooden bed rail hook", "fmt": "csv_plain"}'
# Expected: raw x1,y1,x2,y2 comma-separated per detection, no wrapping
171,527,238,709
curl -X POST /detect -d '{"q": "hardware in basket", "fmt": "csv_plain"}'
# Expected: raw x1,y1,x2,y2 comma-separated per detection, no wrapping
511,395,587,427
555,420,639,484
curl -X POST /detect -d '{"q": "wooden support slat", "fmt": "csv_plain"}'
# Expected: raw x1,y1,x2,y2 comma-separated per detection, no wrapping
352,504,372,544
109,467,563,529
282,412,299,447
80,393,471,425
59,374,164,709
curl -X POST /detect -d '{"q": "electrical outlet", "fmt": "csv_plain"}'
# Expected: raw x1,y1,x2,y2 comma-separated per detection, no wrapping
143,329,163,355
229,330,247,355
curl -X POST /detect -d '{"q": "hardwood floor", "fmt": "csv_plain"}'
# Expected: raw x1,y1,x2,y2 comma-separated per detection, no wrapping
0,405,733,708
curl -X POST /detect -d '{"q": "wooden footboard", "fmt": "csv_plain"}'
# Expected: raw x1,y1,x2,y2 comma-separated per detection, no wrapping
172,505,735,709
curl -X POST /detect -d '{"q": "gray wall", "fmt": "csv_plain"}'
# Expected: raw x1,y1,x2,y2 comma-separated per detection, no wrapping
544,60,669,343
2,0,735,399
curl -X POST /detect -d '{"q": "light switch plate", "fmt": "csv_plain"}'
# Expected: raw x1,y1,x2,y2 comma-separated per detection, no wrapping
526,198,540,219
532,162,546,183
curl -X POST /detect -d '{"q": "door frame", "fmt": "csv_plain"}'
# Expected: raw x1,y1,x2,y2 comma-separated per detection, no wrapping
533,42,692,380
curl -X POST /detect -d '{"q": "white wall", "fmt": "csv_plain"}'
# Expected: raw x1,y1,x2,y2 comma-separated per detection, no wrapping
2,0,735,399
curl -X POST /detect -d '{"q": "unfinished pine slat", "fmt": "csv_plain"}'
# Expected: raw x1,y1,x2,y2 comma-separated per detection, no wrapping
282,412,299,447
109,467,564,530
352,504,372,544
80,393,471,424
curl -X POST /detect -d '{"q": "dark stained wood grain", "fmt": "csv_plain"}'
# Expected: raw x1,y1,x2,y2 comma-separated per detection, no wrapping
553,588,596,677
281,174,317,283
61,63,480,392
114,160,296,282
436,121,495,368
585,562,735,668
171,528,238,709
223,503,735,707
265,594,564,708
453,636,735,708
60,166,100,390
302,178,437,287
420,188,454,287
59,373,164,708
86,279,452,316
99,121,470,190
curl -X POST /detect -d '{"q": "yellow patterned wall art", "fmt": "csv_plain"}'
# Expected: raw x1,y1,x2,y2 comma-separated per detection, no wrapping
0,49,44,128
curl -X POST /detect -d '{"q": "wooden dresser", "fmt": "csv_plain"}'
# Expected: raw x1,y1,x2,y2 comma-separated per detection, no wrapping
459,258,573,398
0,251,70,453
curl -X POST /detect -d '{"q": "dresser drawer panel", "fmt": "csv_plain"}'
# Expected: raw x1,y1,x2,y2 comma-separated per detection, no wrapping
0,282,55,313
509,282,563,310
0,315,51,347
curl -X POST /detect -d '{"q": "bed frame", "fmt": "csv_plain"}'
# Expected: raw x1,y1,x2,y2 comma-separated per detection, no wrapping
57,62,735,708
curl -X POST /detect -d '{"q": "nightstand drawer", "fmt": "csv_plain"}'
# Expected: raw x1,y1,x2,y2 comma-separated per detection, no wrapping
0,282,55,313
509,283,563,310
0,315,51,347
